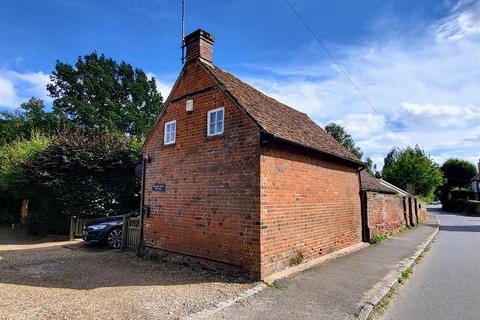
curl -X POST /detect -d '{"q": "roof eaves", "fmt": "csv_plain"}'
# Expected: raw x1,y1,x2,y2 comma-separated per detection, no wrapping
379,179,411,196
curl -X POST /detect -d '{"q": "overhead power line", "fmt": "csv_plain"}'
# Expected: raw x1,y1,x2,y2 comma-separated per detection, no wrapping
284,0,402,141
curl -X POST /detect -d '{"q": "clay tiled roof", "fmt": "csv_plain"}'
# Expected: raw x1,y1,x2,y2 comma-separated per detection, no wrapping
199,61,363,165
360,171,396,194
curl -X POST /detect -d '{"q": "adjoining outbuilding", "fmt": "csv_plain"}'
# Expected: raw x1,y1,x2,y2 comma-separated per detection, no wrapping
141,29,365,280
360,170,427,241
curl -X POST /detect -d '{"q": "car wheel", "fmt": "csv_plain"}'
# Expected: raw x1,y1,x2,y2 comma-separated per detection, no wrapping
106,228,122,249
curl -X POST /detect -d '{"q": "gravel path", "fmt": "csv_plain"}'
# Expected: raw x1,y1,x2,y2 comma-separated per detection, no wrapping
0,227,255,320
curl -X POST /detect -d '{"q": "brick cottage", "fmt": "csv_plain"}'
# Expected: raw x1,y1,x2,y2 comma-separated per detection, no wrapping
141,29,421,280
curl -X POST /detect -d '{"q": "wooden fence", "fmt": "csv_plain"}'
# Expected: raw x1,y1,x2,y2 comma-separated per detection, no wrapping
69,213,141,249
69,216,90,240
124,216,141,249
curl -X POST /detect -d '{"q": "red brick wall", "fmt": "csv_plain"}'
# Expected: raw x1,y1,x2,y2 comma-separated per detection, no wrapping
143,62,261,276
417,199,428,221
366,192,406,239
259,145,362,278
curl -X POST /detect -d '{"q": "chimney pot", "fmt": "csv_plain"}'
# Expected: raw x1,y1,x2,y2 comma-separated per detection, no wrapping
184,29,215,63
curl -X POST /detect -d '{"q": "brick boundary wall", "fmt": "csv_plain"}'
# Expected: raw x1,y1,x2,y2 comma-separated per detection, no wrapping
366,193,428,241
417,199,428,221
366,192,406,240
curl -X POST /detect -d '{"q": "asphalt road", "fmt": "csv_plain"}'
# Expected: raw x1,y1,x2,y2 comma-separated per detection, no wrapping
381,208,480,320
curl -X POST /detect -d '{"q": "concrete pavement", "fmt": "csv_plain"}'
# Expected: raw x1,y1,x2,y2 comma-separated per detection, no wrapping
207,214,439,320
380,209,480,320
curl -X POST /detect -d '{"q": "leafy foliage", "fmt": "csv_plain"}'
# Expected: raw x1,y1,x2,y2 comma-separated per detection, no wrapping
382,146,444,202
0,98,62,146
0,52,158,234
0,132,51,196
24,130,141,219
366,157,380,177
325,122,363,159
47,52,164,136
440,158,477,189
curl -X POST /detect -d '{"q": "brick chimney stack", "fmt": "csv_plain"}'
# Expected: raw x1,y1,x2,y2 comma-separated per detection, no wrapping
184,29,215,64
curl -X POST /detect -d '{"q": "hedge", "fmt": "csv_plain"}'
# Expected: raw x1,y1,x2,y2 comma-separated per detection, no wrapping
442,198,467,213
466,200,480,216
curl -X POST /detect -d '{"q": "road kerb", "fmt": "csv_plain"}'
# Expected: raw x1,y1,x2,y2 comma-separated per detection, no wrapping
356,216,440,320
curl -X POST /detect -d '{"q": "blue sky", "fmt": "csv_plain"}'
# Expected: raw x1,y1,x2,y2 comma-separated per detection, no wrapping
0,0,479,168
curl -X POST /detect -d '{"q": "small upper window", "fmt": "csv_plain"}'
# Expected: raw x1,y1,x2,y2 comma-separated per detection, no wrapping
164,120,176,145
207,107,224,136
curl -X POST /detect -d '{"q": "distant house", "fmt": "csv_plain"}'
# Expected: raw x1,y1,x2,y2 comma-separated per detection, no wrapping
141,29,366,279
471,160,480,200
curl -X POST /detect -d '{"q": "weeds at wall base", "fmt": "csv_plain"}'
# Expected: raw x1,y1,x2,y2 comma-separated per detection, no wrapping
266,281,287,290
370,223,422,245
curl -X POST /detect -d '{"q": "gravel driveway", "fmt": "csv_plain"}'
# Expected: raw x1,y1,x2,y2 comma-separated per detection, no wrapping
0,227,255,320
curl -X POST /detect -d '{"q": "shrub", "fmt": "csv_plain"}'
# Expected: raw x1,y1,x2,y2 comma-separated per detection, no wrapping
0,132,50,196
450,189,474,200
465,200,480,216
21,130,140,234
0,195,20,224
443,198,467,213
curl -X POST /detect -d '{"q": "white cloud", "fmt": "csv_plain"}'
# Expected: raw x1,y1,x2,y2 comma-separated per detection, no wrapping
436,0,480,41
233,0,480,170
0,70,51,109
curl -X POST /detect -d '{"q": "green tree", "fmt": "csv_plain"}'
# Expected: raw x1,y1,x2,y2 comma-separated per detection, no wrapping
0,111,25,146
440,158,477,189
365,157,378,177
382,146,444,202
325,122,363,159
0,98,62,146
47,52,164,136
0,132,51,196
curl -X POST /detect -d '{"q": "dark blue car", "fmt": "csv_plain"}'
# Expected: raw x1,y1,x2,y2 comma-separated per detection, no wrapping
83,216,124,249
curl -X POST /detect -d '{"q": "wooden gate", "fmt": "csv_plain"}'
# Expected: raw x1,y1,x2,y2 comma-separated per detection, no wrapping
69,216,90,240
124,216,141,249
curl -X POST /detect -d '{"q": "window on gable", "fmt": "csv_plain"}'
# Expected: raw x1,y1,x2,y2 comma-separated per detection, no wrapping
164,120,176,145
207,107,224,136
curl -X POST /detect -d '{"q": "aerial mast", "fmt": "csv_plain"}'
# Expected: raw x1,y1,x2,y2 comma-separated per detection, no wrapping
181,0,185,64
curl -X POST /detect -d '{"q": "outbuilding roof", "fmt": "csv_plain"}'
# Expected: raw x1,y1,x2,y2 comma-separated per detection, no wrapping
199,61,364,165
360,171,396,194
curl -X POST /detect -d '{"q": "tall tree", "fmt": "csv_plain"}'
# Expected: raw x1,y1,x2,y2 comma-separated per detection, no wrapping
365,157,380,178
47,52,164,136
382,145,444,201
325,122,363,159
440,158,477,189
0,98,62,146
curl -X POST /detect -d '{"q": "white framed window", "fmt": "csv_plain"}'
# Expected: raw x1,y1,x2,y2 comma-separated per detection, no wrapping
164,120,176,145
207,107,224,136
